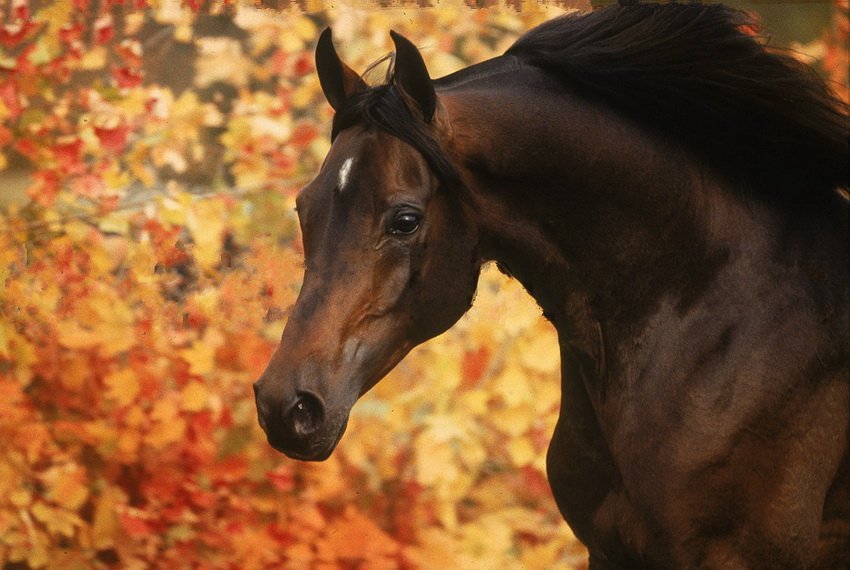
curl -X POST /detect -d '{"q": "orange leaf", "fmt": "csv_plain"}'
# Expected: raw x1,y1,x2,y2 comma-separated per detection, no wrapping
43,464,89,511
104,368,140,407
315,506,399,563
180,380,209,412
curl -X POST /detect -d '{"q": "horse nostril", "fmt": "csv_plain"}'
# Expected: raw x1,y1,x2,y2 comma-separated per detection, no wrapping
288,392,325,438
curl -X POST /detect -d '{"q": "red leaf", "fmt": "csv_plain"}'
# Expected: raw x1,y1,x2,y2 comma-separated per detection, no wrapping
94,15,114,44
289,122,317,147
14,137,38,160
208,455,249,485
28,170,61,206
266,465,295,492
119,509,154,538
294,54,312,76
54,137,85,174
11,0,29,20
0,125,13,147
113,66,143,88
99,195,120,214
0,81,23,119
462,346,490,387
71,173,106,199
116,39,143,67
95,123,130,153
0,21,38,48
59,23,85,45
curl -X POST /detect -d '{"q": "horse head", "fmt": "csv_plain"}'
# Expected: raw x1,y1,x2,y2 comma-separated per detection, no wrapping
253,29,481,460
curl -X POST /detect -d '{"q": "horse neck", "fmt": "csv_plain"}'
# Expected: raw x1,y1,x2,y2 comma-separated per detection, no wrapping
440,72,757,338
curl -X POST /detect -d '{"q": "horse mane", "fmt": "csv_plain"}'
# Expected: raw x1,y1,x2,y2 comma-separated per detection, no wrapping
331,3,848,204
506,3,849,202
331,84,462,188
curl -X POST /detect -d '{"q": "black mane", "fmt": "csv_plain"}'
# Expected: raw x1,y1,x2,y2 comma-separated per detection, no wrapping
332,3,848,203
332,85,461,188
507,3,849,201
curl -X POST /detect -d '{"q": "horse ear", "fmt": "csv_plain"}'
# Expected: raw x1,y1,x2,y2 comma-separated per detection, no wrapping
316,28,366,112
389,30,436,123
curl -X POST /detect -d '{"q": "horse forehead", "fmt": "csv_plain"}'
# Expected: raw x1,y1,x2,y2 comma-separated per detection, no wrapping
328,132,428,193
297,131,431,214
337,157,355,192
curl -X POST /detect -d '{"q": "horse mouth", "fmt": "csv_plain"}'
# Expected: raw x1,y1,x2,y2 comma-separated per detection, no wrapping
265,415,349,462
279,445,334,462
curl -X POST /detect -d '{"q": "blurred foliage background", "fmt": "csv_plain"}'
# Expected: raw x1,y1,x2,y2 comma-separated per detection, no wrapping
0,0,846,568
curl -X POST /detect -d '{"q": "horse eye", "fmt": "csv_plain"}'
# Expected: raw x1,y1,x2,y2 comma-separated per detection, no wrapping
388,212,422,236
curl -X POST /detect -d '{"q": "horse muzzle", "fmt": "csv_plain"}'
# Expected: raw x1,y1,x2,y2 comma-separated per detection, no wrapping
252,382,348,461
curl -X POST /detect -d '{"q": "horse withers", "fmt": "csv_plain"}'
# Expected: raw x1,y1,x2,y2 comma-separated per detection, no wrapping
253,4,849,567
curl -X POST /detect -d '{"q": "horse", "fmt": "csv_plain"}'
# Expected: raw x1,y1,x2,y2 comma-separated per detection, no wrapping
253,3,849,567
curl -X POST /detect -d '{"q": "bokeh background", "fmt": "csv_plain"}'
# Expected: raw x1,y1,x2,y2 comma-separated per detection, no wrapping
0,0,846,568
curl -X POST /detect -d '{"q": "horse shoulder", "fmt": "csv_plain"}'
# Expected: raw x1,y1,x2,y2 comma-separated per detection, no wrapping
593,226,849,566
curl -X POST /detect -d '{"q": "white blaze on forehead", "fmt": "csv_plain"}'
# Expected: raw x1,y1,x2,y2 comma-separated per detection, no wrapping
337,157,354,191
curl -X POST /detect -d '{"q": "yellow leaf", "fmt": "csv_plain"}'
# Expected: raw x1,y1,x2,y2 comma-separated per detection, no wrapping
180,381,209,412
507,436,536,467
459,515,514,563
25,542,50,569
43,464,89,511
104,369,139,407
174,24,192,43
414,435,458,487
33,0,74,55
0,324,37,385
521,540,563,568
310,137,331,163
187,287,219,320
457,390,488,416
180,327,224,376
92,487,124,550
491,365,533,407
291,83,320,109
491,405,538,439
402,528,464,569
180,339,215,376
56,288,135,356
186,199,227,273
146,408,186,450
518,333,560,374
9,489,31,508
31,501,83,537
80,46,107,70
83,419,116,440
196,37,250,88
292,16,317,41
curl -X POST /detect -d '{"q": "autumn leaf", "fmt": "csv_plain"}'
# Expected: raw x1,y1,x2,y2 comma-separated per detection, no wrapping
315,506,399,563
104,369,140,407
42,464,89,511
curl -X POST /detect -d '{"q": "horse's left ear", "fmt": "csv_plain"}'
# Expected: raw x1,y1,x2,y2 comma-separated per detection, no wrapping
390,30,436,123
316,28,367,112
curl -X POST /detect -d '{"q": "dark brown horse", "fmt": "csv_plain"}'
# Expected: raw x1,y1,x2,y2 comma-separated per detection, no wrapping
253,4,849,567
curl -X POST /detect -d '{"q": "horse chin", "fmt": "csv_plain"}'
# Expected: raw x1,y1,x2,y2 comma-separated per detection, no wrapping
280,445,335,462
271,413,350,462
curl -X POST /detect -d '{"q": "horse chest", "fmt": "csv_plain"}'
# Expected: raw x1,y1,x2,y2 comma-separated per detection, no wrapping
548,273,847,567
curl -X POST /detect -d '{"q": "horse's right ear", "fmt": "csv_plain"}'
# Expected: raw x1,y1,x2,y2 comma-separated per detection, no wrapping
316,28,366,112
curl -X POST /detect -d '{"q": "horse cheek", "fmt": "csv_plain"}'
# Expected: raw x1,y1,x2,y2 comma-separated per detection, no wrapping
408,234,480,343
